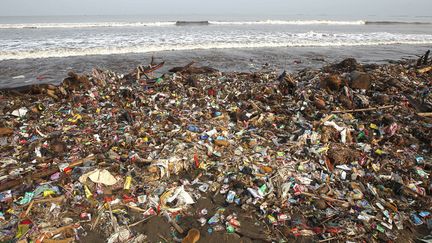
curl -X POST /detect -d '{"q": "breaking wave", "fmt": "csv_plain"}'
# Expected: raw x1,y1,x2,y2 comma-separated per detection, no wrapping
2,20,431,29
365,21,432,25
0,20,368,29
2,31,432,60
2,20,432,29
0,21,177,29
210,20,366,25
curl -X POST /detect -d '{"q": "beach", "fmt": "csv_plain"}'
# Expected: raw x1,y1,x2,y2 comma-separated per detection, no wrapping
0,52,431,242
0,14,432,243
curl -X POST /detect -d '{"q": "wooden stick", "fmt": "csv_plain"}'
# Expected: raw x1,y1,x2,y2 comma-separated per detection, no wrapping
47,224,79,237
320,114,335,125
157,233,169,242
69,155,95,167
34,196,65,204
143,61,165,74
417,66,432,74
129,220,145,228
128,216,154,227
37,223,80,242
162,212,184,234
331,105,395,114
22,195,65,218
107,202,119,233
91,206,104,230
318,237,338,242
301,192,350,206
43,238,74,243
169,218,184,234
22,201,35,218
418,112,432,117
124,204,147,212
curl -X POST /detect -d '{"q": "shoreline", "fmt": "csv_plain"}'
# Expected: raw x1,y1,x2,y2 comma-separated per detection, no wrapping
0,51,431,242
0,44,429,88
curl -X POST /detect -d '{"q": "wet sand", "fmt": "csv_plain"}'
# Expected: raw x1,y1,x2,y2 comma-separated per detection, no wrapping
0,44,428,88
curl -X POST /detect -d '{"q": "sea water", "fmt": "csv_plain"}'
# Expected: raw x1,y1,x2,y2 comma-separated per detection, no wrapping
0,14,431,87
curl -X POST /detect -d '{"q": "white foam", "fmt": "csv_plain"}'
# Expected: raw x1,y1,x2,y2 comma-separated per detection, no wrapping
209,20,366,25
0,20,368,29
2,31,432,60
0,21,176,29
2,39,432,61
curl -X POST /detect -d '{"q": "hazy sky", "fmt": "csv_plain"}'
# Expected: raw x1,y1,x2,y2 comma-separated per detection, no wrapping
1,0,431,17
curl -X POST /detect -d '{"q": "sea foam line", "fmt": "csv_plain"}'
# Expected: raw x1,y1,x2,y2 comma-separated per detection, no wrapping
0,20,366,29
2,40,432,60
0,21,176,29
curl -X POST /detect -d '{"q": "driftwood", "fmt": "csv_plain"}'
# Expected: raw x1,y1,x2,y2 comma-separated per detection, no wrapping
331,105,395,114
0,72,89,100
235,228,274,242
135,61,165,79
0,155,95,192
417,50,430,67
417,50,431,66
169,61,218,74
0,84,56,95
62,71,91,91
169,61,196,73
424,50,430,65
143,61,165,74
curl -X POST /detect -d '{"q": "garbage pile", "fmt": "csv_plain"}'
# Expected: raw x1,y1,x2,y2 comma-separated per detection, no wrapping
0,55,431,243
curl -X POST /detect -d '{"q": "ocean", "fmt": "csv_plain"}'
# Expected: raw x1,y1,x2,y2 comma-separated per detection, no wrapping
1,14,432,88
